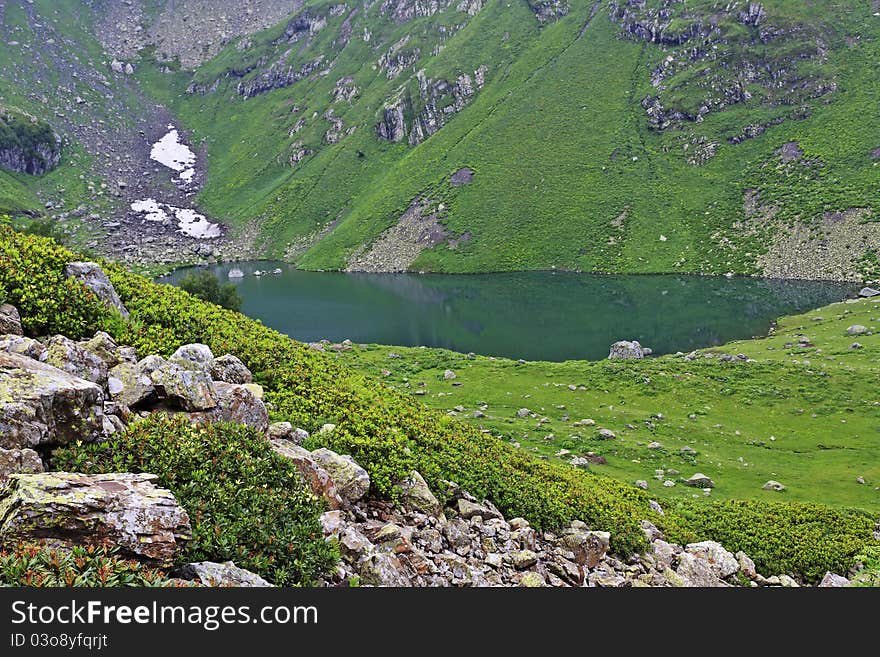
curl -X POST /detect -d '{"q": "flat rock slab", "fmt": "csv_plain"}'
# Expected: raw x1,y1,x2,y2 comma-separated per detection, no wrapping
0,351,105,449
0,472,191,567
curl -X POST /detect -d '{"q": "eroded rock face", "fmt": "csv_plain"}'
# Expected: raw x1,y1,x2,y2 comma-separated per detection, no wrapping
170,344,215,371
0,305,22,336
45,335,109,386
188,382,268,433
64,262,129,319
311,448,371,504
271,439,343,510
0,448,43,482
149,364,217,411
0,335,47,361
175,561,272,587
0,351,105,449
208,354,253,384
0,472,191,567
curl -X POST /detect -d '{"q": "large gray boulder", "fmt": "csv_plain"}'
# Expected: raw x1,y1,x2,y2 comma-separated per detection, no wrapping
310,448,370,504
175,561,272,587
0,351,105,449
188,382,268,432
608,340,645,360
169,344,215,371
0,447,43,482
0,472,190,567
64,262,129,319
684,541,739,579
0,304,22,336
108,359,158,409
858,287,880,298
78,331,132,369
45,334,109,386
685,473,715,489
208,354,253,384
149,363,217,411
396,470,442,517
270,439,342,509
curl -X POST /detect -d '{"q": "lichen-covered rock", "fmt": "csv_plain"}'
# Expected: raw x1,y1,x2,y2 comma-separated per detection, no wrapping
0,335,47,361
175,561,272,587
78,332,131,369
358,552,412,587
64,262,129,319
0,448,43,482
0,351,105,449
818,572,849,588
456,498,502,521
270,439,342,509
0,472,190,567
107,360,157,409
0,304,22,336
608,340,645,360
169,344,215,371
396,470,442,517
268,421,296,442
208,354,253,384
684,541,739,579
311,448,370,504
149,363,217,411
188,382,267,432
45,335,109,386
558,528,611,569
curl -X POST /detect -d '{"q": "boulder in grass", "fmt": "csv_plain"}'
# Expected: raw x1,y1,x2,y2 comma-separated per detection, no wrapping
310,448,370,504
270,439,342,510
64,262,129,319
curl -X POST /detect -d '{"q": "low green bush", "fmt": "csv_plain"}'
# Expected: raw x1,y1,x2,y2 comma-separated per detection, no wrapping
52,415,338,586
669,499,876,582
0,544,181,587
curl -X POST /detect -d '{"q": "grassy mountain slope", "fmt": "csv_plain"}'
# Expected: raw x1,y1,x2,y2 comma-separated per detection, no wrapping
132,0,880,278
336,294,880,511
3,225,877,580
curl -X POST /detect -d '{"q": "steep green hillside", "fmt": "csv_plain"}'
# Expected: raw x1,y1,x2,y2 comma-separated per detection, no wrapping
130,0,880,279
2,1,879,276
3,225,877,580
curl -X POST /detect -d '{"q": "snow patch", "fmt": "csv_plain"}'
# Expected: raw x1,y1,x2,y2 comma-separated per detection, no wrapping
150,127,196,186
131,199,222,239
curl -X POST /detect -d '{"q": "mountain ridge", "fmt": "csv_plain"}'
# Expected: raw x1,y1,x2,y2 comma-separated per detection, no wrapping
0,0,878,281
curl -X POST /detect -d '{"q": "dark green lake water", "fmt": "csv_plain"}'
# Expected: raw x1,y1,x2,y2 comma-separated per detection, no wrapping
163,263,854,361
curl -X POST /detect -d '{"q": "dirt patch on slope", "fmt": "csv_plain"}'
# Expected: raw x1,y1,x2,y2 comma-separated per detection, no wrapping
346,199,449,273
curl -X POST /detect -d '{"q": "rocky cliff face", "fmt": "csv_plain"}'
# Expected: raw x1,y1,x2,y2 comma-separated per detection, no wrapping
0,112,61,176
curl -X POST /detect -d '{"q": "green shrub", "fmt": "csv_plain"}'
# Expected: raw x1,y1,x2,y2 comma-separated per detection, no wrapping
52,415,338,586
669,499,876,583
0,226,109,337
0,544,182,587
177,269,242,311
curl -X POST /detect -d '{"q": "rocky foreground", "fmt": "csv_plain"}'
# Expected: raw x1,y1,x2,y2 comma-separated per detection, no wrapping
0,264,857,587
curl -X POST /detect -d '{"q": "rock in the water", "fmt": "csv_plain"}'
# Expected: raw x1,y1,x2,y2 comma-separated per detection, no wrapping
684,473,715,489
847,325,868,336
0,351,105,449
208,354,253,384
396,470,442,517
818,572,849,588
169,344,215,371
762,480,786,492
608,340,645,360
149,363,217,411
176,561,272,587
0,472,190,567
45,335,109,385
310,448,370,504
64,262,129,319
0,447,43,482
0,304,22,336
188,382,267,432
858,287,880,298
270,439,342,509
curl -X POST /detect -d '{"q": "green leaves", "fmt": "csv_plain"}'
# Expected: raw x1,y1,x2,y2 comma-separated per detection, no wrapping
52,415,338,586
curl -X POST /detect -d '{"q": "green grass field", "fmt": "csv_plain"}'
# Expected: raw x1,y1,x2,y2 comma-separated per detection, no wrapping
335,294,880,512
